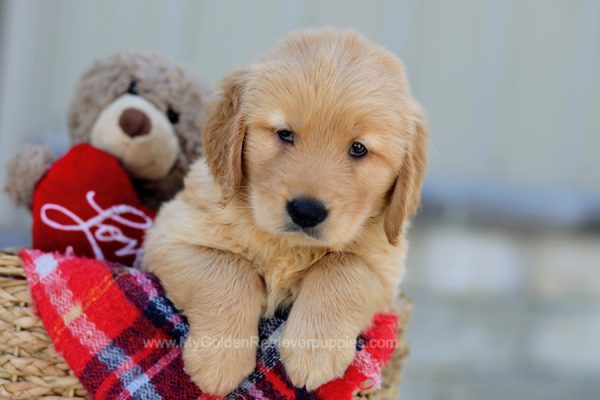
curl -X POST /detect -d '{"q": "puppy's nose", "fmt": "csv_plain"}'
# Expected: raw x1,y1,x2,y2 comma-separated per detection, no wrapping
287,198,328,228
119,108,151,137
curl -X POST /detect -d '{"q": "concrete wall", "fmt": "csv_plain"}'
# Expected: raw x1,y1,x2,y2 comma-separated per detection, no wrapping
402,222,600,400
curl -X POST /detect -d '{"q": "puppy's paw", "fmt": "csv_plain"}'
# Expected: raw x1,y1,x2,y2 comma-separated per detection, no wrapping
280,327,356,390
183,334,256,395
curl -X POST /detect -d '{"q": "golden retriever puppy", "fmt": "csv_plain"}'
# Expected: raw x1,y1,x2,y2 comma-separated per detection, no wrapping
143,28,427,395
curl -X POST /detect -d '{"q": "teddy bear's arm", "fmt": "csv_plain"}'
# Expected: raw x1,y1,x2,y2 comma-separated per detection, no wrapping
4,144,55,208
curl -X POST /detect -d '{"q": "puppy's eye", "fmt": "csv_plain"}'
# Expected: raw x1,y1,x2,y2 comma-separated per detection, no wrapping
127,81,139,95
349,142,368,158
167,108,180,124
277,129,294,145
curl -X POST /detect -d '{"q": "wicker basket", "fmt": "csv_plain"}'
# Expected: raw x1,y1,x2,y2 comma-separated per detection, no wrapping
0,251,409,399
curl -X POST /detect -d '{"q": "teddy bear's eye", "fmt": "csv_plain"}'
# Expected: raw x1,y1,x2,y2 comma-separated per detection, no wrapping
127,81,139,95
167,108,180,125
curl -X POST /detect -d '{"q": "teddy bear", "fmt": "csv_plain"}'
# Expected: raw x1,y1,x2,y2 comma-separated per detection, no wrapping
5,50,210,211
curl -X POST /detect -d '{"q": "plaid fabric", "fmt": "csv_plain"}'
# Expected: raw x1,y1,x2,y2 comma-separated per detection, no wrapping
21,249,398,400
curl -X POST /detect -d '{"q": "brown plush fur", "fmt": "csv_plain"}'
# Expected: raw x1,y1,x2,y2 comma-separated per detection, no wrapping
143,28,428,395
5,51,209,210
5,145,54,208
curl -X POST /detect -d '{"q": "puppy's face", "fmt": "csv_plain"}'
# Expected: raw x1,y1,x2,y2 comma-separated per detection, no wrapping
243,77,409,247
204,30,427,247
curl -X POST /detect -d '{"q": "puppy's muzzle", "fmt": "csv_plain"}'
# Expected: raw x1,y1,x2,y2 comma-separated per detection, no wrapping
286,197,328,228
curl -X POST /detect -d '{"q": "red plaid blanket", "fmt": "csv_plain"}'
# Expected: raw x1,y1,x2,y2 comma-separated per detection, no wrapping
21,249,398,399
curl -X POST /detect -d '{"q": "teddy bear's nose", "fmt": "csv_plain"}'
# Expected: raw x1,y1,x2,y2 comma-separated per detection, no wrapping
119,108,151,138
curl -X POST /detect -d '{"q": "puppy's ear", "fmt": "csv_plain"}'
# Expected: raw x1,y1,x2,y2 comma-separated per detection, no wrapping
384,107,428,245
203,69,249,207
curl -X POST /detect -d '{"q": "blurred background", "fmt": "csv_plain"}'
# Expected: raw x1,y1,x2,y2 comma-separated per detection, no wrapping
0,0,599,399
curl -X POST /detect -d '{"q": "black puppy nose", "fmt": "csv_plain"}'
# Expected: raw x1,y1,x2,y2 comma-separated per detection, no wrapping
286,198,328,228
119,107,151,137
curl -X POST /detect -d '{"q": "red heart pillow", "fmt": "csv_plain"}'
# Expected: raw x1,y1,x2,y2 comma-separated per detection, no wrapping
32,144,155,266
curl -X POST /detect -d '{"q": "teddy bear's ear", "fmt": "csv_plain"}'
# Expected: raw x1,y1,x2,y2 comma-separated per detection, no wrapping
202,69,249,207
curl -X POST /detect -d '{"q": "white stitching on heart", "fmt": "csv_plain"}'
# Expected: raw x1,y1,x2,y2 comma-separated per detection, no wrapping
40,191,153,266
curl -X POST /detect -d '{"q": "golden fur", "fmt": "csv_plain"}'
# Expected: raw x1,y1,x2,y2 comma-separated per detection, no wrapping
143,28,428,395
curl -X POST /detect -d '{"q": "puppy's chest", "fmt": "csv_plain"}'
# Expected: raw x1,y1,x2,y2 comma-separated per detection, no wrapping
249,247,326,315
